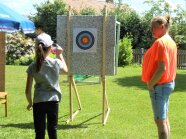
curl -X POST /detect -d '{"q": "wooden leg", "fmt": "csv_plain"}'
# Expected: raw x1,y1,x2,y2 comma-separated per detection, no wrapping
101,76,110,125
5,94,7,117
72,78,82,110
69,76,73,121
102,76,106,123
103,93,110,125
66,76,82,124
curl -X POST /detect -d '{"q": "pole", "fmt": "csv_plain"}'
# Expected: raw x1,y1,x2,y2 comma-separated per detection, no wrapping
0,32,5,92
66,6,73,122
101,5,110,125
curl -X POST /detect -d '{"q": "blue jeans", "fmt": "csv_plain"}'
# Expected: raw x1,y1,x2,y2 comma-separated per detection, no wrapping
33,101,59,139
149,81,175,120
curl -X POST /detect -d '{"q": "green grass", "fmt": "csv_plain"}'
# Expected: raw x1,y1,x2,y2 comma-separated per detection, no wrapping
0,65,186,139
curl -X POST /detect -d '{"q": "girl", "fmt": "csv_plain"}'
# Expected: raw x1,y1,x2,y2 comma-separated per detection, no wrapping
25,33,68,139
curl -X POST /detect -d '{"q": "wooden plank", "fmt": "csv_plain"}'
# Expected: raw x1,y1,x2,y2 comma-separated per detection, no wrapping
0,99,6,104
0,92,7,97
0,33,5,92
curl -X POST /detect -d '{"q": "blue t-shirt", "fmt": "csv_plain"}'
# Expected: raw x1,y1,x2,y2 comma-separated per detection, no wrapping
26,56,64,103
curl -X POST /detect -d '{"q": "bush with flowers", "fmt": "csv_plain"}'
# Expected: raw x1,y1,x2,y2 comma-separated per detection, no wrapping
6,33,35,65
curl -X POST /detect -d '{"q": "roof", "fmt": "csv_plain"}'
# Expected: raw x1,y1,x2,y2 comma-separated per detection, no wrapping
64,0,119,13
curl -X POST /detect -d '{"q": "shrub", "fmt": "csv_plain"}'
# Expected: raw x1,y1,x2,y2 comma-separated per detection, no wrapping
6,33,35,65
118,35,133,66
19,54,35,65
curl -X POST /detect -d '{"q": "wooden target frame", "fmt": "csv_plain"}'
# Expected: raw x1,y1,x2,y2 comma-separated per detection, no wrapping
65,6,110,125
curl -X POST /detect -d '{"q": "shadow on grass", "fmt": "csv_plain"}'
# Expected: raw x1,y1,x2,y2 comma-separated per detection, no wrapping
114,73,186,92
0,113,102,130
78,113,102,125
58,113,102,130
174,73,186,92
0,122,88,130
114,75,146,90
58,113,69,121
0,122,34,129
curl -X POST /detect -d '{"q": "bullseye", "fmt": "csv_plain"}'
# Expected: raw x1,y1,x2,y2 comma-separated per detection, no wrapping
81,36,90,45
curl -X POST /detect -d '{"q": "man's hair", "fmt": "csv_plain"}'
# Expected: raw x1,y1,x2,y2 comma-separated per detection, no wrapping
35,23,43,29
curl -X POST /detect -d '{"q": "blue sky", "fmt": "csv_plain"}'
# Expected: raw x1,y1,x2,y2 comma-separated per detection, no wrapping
1,0,186,15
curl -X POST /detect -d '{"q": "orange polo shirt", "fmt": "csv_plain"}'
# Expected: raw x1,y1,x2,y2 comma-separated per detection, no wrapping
142,34,177,84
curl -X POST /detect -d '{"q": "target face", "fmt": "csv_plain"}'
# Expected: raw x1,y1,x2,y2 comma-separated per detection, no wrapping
73,28,97,53
76,31,94,50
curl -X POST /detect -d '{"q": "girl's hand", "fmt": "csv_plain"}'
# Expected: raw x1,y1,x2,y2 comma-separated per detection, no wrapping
56,47,63,56
50,46,63,55
50,47,57,54
27,104,33,111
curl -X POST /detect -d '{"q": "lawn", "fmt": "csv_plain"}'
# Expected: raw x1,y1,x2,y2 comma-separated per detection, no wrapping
0,65,186,139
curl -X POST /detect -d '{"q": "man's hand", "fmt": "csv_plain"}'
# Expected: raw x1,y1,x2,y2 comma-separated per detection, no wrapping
147,82,154,91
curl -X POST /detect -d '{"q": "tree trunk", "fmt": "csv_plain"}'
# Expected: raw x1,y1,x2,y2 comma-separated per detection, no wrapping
106,0,114,3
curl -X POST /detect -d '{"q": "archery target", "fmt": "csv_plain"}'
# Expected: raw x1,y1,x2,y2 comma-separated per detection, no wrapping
73,28,97,53
76,31,94,50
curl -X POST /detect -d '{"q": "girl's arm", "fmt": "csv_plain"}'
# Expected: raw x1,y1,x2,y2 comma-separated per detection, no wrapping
58,53,68,73
56,47,68,73
25,74,33,110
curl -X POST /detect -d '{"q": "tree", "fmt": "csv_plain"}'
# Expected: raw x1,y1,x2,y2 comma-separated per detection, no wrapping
109,4,144,48
144,0,175,20
80,7,96,15
32,0,67,41
143,0,186,48
106,0,114,3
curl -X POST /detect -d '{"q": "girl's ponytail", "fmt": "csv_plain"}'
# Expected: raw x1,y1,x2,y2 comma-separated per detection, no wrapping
35,43,45,72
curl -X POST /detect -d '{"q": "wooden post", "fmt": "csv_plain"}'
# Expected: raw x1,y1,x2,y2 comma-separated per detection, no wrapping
66,6,82,124
102,6,106,123
101,6,110,125
115,21,121,73
0,32,5,92
66,6,71,73
69,76,73,121
66,6,73,123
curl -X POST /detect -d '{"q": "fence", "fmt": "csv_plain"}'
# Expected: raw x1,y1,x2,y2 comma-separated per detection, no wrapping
133,48,186,69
